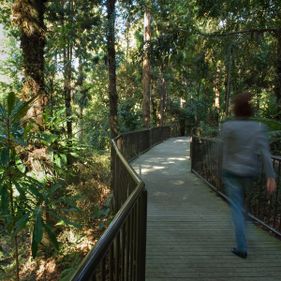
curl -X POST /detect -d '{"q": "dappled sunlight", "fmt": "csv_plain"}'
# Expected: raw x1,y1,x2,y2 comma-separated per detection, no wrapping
173,179,185,186
134,155,188,176
172,138,190,143
153,191,169,197
152,186,187,198
167,157,187,162
135,164,166,175
170,139,190,154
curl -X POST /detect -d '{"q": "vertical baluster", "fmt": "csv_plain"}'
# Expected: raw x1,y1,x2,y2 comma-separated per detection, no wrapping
113,145,118,213
218,141,223,191
92,272,97,281
126,210,132,281
195,137,199,173
129,206,134,280
138,190,147,281
203,139,207,179
110,243,114,281
114,232,120,281
132,203,137,281
193,137,197,172
116,156,120,211
94,263,101,281
124,219,128,281
272,159,278,228
101,257,106,281
134,199,140,281
130,204,135,281
256,161,263,219
121,223,126,281
207,140,211,183
276,159,281,231
194,137,198,172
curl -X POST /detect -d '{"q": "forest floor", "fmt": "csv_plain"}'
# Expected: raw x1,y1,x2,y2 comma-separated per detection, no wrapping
0,153,113,281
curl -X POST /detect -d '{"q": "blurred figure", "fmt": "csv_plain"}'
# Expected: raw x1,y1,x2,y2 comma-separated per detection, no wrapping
221,93,276,258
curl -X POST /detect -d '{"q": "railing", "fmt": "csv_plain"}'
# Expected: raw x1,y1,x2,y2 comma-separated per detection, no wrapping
115,127,171,163
113,127,170,211
191,136,281,236
71,126,171,281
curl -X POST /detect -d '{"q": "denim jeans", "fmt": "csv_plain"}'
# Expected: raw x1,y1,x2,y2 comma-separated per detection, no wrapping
223,171,253,253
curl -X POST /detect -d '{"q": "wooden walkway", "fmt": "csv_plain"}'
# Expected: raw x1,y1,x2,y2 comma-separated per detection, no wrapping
132,137,281,281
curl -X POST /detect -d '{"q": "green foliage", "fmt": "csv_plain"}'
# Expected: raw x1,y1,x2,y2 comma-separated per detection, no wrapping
0,34,23,97
251,117,281,155
0,93,81,279
119,99,142,132
2,0,281,278
81,98,110,150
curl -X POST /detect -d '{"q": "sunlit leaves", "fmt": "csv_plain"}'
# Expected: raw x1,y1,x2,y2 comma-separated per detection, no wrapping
0,92,80,270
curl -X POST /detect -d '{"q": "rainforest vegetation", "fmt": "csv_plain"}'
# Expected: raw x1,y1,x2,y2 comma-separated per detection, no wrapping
0,0,281,280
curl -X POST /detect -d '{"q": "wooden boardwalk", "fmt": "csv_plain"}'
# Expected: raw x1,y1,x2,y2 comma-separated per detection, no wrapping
132,137,281,281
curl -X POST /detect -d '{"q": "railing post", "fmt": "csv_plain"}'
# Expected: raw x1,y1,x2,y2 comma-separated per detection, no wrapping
138,189,147,281
190,136,193,172
111,142,117,212
149,128,152,149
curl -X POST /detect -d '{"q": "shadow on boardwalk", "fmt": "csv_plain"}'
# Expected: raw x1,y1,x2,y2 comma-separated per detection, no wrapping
132,137,281,281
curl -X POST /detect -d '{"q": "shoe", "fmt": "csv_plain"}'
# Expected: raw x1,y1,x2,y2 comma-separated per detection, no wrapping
231,248,247,259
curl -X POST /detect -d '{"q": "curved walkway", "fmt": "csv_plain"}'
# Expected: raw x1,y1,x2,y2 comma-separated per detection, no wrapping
132,137,281,281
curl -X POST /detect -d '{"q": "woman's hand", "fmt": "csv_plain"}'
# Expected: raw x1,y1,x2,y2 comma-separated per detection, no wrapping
266,177,277,193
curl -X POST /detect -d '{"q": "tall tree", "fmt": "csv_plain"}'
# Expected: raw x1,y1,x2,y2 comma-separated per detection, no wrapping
12,0,48,127
142,5,151,128
62,0,74,140
107,0,118,138
158,64,167,126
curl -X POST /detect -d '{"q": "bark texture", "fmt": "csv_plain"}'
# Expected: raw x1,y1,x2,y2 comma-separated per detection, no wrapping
107,0,118,138
142,8,151,128
13,0,47,127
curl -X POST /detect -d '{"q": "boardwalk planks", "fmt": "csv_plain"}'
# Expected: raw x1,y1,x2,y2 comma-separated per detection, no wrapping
133,137,281,281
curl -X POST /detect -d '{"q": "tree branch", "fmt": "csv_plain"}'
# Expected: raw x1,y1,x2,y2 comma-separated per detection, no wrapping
195,27,280,38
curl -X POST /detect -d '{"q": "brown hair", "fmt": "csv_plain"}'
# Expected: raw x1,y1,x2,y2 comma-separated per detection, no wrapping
232,93,253,118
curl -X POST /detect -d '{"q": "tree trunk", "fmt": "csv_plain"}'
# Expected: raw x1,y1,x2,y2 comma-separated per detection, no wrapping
77,58,86,141
159,65,167,127
142,7,151,128
107,0,118,138
107,0,118,212
12,1,48,273
151,86,158,126
12,0,47,127
225,44,233,116
63,0,73,140
63,43,73,139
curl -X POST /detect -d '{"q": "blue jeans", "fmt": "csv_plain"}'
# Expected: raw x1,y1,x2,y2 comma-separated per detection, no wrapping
223,171,253,253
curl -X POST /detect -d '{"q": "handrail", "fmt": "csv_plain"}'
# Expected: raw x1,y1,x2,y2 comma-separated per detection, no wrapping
71,184,145,280
71,126,171,281
191,136,281,237
112,138,143,186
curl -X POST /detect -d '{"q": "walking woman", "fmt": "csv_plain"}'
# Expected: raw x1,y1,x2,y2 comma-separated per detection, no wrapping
221,93,276,258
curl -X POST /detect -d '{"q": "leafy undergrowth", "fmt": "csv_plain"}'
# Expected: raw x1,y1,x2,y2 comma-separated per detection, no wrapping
0,153,113,281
